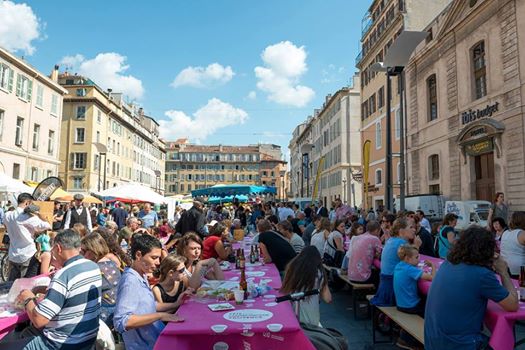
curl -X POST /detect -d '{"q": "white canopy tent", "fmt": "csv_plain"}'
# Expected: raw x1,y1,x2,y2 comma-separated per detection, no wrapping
0,172,34,202
96,183,167,204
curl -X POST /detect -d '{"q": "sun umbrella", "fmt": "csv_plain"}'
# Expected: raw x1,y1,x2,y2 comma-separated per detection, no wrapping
97,183,167,204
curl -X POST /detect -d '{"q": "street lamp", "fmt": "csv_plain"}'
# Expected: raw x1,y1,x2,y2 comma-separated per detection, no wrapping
93,142,108,192
370,31,428,212
342,178,347,204
300,143,314,198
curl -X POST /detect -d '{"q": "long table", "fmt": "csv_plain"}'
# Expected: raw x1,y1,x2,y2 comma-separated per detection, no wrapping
154,242,315,350
373,255,525,350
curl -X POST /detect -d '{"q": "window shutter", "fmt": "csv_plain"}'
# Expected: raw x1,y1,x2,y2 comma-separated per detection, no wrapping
7,69,14,92
70,153,75,169
27,80,33,101
15,74,21,97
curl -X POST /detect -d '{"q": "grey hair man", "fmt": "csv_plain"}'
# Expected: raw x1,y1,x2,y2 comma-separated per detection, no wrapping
3,229,102,349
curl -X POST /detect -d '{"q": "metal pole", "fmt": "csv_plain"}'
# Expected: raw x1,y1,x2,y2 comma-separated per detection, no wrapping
385,70,393,212
103,153,107,190
97,153,101,192
399,70,406,211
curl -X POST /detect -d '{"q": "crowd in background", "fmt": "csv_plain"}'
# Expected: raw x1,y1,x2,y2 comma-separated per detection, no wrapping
0,191,523,350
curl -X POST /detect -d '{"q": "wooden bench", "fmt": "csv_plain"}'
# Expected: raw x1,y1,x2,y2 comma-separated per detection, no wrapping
323,264,375,319
366,295,425,345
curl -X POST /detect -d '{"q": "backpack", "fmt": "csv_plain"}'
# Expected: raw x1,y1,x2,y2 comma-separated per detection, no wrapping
300,322,348,350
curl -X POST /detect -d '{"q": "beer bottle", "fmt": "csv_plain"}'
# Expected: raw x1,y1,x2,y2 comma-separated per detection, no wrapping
239,268,248,297
250,245,257,264
519,266,525,301
239,249,246,270
235,248,241,269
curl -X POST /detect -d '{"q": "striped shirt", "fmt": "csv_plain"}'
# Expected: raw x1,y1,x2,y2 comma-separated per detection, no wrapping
36,255,102,348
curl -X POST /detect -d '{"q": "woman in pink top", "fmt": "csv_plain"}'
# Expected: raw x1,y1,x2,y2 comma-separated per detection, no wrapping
347,220,382,284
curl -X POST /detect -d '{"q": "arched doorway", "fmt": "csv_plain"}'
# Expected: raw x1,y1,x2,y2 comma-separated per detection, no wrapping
457,119,505,201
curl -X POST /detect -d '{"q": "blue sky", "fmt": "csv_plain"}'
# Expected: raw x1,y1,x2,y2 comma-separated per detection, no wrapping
1,0,369,158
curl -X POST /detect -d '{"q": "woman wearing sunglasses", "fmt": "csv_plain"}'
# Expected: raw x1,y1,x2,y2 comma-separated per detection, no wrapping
152,254,193,304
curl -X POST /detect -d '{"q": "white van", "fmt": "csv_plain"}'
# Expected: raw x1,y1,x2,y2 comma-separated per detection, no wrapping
444,200,491,230
394,194,445,222
289,197,314,210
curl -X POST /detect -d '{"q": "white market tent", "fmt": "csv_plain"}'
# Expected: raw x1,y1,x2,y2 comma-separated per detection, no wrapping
96,183,167,204
0,173,34,201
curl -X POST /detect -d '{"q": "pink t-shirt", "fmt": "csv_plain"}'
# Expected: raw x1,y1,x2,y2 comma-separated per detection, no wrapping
347,233,382,282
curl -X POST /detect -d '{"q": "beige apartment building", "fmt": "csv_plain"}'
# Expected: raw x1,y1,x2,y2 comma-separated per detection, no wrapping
406,0,525,209
58,73,165,194
0,47,67,181
165,140,286,198
289,80,362,208
356,0,451,210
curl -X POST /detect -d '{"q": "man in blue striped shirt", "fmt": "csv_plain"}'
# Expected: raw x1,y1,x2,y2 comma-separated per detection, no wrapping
0,229,102,350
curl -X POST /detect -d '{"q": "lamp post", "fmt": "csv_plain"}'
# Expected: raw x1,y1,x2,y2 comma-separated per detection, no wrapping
342,178,347,204
93,142,108,192
369,31,428,212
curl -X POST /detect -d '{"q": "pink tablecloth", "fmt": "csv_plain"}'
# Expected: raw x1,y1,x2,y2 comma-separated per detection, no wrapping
0,311,28,339
374,254,524,350
154,260,315,350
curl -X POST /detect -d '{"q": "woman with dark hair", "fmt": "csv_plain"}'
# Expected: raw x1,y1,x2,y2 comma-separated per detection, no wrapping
114,235,186,350
437,213,458,259
177,232,224,289
500,211,525,278
491,217,508,242
323,219,345,266
280,246,332,326
425,226,518,350
487,192,509,229
371,218,422,306
201,223,232,260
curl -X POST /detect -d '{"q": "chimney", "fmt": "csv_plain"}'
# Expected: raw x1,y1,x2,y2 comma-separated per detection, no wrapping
50,64,59,82
325,94,332,103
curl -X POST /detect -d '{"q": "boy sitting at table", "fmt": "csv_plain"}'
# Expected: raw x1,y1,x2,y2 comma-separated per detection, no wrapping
393,244,435,317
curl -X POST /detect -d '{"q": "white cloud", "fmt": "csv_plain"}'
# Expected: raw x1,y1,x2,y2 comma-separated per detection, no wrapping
0,1,41,55
159,98,248,142
59,52,144,100
254,41,314,107
171,63,234,88
247,91,257,100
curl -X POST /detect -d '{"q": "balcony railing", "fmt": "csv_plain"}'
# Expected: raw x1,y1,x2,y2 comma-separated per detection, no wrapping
355,50,363,66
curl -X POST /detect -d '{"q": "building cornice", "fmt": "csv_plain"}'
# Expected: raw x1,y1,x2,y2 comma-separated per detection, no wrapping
0,48,68,95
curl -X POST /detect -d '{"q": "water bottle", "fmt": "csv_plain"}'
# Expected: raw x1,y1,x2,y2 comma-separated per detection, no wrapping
120,239,128,253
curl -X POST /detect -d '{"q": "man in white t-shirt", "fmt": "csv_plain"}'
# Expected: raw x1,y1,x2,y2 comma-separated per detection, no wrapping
4,193,51,280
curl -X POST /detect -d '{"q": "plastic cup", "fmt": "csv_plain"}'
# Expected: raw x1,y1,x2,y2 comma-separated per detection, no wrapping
234,289,244,304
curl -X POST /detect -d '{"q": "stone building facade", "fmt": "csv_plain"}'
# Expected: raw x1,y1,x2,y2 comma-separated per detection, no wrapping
289,80,362,208
0,47,67,181
406,0,525,209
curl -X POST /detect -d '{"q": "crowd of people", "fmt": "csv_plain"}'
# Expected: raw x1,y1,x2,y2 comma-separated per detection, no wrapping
0,191,522,350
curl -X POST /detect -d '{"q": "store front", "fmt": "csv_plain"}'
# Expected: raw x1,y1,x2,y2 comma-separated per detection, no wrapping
457,106,505,202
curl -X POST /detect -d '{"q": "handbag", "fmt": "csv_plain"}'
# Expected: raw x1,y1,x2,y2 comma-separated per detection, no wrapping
300,322,348,350
323,237,345,268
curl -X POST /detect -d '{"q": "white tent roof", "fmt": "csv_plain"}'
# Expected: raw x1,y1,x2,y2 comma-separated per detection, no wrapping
0,173,33,194
96,183,167,204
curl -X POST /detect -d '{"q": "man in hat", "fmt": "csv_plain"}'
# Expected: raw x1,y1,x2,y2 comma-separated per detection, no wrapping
63,194,92,231
4,193,51,281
